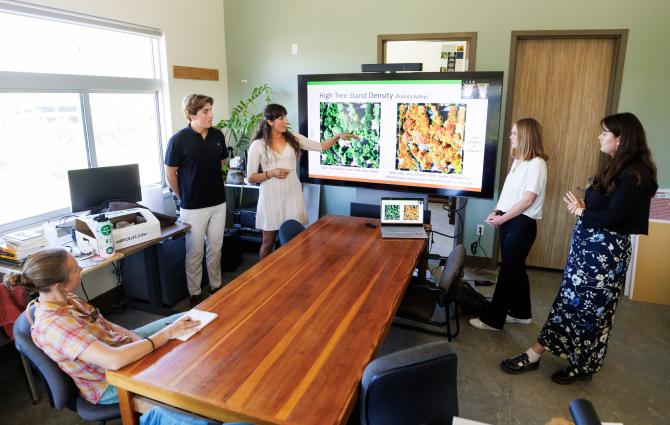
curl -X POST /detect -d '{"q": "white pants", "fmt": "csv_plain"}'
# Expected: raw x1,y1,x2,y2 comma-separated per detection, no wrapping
180,202,226,295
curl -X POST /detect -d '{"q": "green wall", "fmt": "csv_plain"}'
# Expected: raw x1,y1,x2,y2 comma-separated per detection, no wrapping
223,0,670,258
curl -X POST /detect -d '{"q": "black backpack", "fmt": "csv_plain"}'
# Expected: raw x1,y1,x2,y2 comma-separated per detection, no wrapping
457,281,491,316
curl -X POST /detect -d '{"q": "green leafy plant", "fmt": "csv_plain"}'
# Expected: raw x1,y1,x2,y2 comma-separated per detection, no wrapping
215,84,272,156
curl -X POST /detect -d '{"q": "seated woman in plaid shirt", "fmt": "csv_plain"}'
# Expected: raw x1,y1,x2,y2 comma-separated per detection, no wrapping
4,248,200,405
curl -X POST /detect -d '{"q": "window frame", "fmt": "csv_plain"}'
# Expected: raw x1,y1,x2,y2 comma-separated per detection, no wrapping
0,2,168,232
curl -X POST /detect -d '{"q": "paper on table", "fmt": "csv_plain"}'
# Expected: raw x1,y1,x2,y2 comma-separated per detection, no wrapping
452,418,491,425
175,309,218,341
453,418,623,425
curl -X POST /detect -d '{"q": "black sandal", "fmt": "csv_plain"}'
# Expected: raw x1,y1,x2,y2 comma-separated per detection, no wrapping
500,353,540,374
551,366,593,384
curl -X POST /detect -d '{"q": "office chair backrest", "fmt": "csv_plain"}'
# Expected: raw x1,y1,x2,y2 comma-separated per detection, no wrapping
360,341,458,425
570,399,602,425
350,202,380,219
278,219,305,246
350,202,432,224
438,244,465,292
13,308,78,410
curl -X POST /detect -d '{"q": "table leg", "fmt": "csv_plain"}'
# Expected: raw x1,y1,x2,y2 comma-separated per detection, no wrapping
417,239,429,280
117,388,139,425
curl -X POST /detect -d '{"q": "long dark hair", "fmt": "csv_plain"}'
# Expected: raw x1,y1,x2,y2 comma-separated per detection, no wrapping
592,112,658,195
252,104,301,156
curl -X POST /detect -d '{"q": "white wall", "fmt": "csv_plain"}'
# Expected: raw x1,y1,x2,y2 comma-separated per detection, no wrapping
20,0,229,299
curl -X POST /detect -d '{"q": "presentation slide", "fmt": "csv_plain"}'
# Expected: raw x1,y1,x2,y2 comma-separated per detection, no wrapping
380,198,424,224
298,72,502,198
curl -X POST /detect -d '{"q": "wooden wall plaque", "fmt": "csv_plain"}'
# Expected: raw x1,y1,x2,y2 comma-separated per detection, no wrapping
173,66,219,81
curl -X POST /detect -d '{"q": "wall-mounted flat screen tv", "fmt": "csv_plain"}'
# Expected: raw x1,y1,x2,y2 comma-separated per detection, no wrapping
297,71,503,198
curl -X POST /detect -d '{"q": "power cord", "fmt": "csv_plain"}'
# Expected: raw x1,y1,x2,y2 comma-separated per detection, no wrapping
430,197,468,240
468,231,497,275
470,233,489,257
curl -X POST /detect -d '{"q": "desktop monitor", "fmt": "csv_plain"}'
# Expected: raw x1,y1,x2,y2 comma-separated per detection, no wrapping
67,164,142,213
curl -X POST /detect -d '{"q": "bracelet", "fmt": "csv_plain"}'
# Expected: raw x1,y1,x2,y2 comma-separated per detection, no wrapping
265,171,270,179
145,337,155,351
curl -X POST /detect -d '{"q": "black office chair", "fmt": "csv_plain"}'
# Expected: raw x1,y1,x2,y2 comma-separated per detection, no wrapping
278,219,305,246
350,202,380,219
13,308,120,425
570,399,602,425
396,244,466,341
360,341,458,425
350,202,432,223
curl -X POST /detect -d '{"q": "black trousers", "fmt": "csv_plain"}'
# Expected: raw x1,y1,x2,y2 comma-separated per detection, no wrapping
480,213,537,329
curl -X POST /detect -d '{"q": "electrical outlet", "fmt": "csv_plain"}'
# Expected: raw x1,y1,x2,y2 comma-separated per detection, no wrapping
476,224,484,236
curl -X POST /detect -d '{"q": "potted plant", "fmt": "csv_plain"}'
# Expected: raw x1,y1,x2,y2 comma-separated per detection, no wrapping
216,84,272,159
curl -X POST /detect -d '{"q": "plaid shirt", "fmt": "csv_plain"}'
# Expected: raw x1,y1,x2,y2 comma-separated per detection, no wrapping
30,294,131,404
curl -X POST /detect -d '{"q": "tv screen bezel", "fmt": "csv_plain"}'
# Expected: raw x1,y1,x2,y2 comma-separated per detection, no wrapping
297,71,503,199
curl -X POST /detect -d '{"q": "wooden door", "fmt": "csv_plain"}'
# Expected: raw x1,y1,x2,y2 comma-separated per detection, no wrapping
503,32,627,269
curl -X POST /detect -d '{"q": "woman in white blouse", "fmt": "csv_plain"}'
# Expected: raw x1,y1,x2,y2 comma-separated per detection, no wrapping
470,117,548,331
247,104,357,258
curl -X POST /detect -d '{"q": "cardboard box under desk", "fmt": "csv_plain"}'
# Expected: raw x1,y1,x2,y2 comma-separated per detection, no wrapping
75,208,161,253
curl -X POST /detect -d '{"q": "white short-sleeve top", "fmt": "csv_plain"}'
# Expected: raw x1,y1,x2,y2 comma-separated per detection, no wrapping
246,134,322,230
496,156,547,219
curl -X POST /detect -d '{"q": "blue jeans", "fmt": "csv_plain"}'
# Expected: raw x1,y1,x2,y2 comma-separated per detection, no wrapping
99,313,184,405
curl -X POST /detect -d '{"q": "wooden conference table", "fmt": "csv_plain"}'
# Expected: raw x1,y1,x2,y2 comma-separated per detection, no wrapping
107,214,426,425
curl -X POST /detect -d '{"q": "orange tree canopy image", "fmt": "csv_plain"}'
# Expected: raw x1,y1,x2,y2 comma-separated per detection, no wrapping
396,103,466,173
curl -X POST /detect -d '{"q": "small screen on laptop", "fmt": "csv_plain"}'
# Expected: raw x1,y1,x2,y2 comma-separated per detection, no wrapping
380,198,424,225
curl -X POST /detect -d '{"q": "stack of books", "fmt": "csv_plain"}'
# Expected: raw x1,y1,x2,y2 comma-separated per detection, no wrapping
0,230,48,266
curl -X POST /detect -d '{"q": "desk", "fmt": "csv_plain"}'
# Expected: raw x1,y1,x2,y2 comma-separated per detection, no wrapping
107,215,426,425
0,222,189,277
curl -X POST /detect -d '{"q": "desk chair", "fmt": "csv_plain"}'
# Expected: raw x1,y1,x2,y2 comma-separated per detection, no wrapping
570,399,602,425
396,244,465,341
349,202,431,223
278,219,305,245
13,309,120,425
360,341,458,425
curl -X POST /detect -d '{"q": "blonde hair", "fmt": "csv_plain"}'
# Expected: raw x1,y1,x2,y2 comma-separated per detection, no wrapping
182,94,213,122
3,248,70,294
513,117,548,161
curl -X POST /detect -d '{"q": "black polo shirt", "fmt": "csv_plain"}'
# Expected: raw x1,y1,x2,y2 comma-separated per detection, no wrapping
164,124,228,209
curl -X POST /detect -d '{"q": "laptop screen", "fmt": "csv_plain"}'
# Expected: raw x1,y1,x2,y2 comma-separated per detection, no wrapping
380,198,424,225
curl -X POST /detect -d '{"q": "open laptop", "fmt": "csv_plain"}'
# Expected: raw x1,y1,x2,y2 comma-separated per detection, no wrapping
380,197,428,239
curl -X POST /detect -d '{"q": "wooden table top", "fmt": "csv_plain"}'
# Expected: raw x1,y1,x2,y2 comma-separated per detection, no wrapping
107,215,425,425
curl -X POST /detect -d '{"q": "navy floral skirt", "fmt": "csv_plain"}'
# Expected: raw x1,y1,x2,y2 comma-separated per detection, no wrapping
538,218,631,374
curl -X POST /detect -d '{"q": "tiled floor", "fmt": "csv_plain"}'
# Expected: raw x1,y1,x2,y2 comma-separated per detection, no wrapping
2,253,669,424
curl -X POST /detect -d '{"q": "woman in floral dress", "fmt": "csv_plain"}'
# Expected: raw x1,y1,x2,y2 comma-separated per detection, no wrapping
500,112,658,384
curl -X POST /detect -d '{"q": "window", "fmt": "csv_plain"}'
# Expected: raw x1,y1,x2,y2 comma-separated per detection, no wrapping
89,93,162,184
0,3,166,230
0,12,157,78
0,93,89,225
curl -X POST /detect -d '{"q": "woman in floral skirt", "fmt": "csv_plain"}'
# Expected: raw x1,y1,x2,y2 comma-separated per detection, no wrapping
500,112,657,384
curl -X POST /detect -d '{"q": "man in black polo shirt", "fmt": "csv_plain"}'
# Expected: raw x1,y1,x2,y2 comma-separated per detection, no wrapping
165,94,228,307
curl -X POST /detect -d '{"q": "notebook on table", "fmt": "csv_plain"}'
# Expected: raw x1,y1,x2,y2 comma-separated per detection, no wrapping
380,197,428,239
175,309,218,341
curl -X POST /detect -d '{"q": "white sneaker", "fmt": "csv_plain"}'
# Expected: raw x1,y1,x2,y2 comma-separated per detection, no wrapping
469,318,501,331
506,315,532,325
